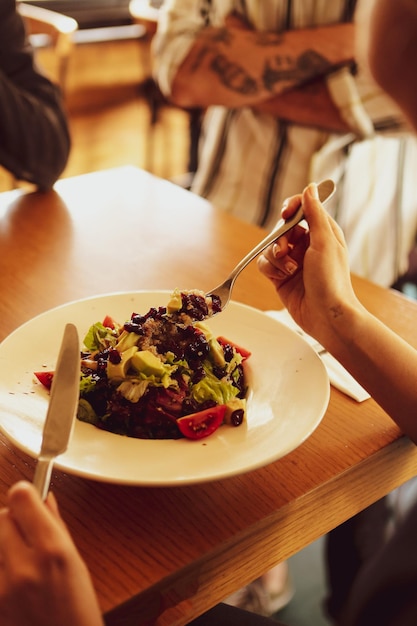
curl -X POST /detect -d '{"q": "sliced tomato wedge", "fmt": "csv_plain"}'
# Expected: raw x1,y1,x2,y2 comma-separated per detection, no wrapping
177,405,227,440
216,336,251,360
34,371,54,390
102,315,116,329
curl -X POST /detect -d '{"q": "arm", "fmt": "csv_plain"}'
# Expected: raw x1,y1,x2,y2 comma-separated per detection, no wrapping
252,79,350,134
169,18,355,111
0,0,70,190
257,185,417,444
365,0,417,133
0,481,104,626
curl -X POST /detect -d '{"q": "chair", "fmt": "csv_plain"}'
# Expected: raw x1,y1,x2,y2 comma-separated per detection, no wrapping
129,0,202,180
129,0,159,39
128,0,163,121
17,2,78,91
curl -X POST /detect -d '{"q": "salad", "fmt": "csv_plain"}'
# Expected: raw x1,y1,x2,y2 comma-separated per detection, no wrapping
35,290,251,440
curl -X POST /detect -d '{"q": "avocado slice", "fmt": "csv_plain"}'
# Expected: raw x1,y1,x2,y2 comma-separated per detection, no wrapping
224,398,247,424
107,345,138,379
131,350,167,377
116,330,139,352
167,288,182,314
195,322,226,367
208,337,226,367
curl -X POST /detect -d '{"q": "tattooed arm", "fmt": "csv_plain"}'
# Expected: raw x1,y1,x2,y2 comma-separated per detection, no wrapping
252,79,350,133
169,19,354,118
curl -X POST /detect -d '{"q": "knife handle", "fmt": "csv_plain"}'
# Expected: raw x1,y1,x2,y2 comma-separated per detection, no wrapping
33,457,53,501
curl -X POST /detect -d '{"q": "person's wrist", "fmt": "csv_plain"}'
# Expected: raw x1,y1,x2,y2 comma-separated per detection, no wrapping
323,297,368,357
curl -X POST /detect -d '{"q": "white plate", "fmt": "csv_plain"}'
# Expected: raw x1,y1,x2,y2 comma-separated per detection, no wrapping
0,291,329,486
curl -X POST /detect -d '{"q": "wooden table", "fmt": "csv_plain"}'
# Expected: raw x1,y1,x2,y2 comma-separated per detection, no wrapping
1,166,417,625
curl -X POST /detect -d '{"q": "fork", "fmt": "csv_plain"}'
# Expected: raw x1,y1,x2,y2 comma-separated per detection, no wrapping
206,179,336,312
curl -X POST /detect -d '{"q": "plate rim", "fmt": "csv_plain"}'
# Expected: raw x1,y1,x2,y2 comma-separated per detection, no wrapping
0,290,330,486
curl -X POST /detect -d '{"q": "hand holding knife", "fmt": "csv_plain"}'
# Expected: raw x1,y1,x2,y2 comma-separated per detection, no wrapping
33,323,80,500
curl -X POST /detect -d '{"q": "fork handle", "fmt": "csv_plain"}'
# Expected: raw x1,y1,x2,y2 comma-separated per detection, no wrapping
228,178,335,281
229,204,305,280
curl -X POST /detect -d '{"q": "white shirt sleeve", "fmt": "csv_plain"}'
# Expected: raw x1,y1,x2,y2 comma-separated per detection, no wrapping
326,67,375,139
152,0,207,97
325,0,405,138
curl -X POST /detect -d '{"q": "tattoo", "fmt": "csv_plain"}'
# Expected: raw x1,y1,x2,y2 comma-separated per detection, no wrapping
300,79,324,95
190,45,212,73
262,50,332,92
255,32,285,47
330,305,344,319
209,27,232,45
191,31,331,98
206,26,284,48
210,54,258,95
198,26,232,47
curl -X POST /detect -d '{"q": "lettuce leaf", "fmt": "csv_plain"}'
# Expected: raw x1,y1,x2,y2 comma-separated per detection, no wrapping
191,361,239,405
83,321,118,351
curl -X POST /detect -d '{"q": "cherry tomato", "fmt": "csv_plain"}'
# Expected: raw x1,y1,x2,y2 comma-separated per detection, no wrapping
102,315,116,329
34,371,54,390
177,405,227,440
216,336,251,360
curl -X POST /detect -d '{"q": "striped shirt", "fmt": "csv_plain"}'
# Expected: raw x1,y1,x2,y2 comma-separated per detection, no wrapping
154,0,417,286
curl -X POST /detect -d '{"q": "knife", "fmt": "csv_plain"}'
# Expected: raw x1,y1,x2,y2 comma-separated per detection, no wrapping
33,322,80,500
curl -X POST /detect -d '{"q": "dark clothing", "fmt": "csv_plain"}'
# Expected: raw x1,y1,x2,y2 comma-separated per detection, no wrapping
189,602,286,626
189,499,417,626
0,0,70,189
324,498,392,622
341,499,417,626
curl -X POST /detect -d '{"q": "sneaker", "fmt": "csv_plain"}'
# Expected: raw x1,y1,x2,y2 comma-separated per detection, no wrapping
223,562,294,616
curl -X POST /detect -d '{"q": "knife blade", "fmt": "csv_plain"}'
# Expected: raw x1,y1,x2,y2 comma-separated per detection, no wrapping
33,322,80,500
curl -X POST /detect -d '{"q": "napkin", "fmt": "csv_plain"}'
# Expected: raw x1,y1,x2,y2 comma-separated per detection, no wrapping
265,309,370,403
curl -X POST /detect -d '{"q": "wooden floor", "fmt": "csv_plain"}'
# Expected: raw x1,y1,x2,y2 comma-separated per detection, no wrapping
0,36,191,191
64,37,191,181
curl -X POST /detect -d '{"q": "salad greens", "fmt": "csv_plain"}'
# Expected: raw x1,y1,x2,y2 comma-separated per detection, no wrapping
77,291,250,439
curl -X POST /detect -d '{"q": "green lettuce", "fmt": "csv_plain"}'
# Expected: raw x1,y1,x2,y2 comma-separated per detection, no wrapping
79,372,97,395
83,321,118,351
191,361,239,405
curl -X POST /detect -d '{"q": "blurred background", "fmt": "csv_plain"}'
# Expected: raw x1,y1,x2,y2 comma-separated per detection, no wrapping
0,0,190,192
6,5,417,623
